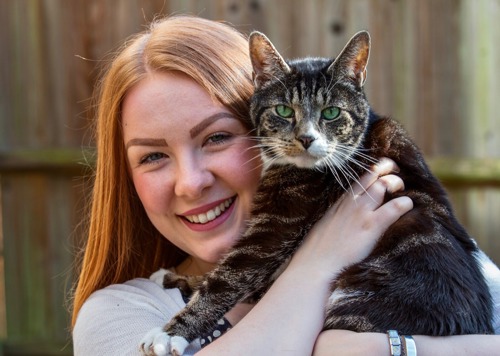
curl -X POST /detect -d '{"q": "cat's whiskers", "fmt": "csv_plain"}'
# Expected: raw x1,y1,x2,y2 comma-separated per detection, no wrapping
333,147,380,202
343,164,376,202
333,160,360,193
241,145,281,173
335,145,375,174
321,156,349,193
242,136,267,152
322,152,377,203
338,163,377,203
241,155,267,173
238,135,286,173
260,152,290,172
344,155,372,175
256,139,286,157
352,148,379,166
239,139,268,169
260,141,290,164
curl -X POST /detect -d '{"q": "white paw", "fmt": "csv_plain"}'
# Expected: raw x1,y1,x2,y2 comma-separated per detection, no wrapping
149,268,172,286
171,336,190,356
140,327,169,355
139,327,190,356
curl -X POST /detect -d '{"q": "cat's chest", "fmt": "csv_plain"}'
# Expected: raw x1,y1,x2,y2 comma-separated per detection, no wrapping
258,165,343,209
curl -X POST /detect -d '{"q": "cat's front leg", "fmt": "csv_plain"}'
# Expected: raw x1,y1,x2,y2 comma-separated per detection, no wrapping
150,268,204,300
140,284,234,355
139,327,189,356
140,275,245,355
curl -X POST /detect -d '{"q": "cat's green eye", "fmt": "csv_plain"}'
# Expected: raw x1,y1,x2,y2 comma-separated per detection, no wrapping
275,105,294,118
322,107,341,121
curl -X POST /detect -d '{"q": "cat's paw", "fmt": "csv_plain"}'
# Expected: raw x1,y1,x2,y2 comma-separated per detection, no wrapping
170,336,190,356
149,268,172,287
139,327,190,356
139,327,169,355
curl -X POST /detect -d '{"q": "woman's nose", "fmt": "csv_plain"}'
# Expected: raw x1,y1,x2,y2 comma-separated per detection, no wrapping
174,155,214,199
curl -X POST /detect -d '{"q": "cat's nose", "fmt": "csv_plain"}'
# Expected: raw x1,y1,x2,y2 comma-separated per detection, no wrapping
298,135,315,149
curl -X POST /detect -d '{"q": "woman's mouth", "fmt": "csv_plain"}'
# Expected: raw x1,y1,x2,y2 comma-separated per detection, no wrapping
183,197,234,224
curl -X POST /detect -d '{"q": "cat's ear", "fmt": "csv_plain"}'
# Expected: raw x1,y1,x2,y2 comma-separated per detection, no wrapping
328,31,370,87
249,31,290,88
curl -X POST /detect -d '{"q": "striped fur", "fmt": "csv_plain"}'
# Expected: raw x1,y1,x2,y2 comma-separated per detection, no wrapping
161,31,493,345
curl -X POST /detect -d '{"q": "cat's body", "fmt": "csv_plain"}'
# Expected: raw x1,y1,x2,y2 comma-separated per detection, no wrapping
141,31,493,355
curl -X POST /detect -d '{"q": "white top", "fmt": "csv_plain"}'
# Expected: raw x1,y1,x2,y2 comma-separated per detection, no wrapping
73,278,202,355
73,250,500,355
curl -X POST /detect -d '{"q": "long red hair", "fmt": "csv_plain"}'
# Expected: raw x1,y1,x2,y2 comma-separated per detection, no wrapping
71,15,254,327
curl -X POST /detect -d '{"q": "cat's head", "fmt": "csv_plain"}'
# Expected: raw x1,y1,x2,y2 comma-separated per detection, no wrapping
249,31,371,171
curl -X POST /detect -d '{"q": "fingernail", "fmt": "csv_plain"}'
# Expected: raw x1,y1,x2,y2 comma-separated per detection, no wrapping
374,157,390,172
375,157,399,174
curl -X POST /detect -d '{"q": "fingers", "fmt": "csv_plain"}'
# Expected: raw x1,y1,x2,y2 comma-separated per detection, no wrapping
373,196,413,232
353,174,404,211
351,157,400,196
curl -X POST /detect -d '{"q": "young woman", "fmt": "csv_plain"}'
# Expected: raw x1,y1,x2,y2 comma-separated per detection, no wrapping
72,15,500,355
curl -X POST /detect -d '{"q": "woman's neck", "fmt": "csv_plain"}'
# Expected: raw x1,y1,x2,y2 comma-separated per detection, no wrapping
175,256,215,276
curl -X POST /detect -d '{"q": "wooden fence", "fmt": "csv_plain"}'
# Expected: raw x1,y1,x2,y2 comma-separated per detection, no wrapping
0,0,499,354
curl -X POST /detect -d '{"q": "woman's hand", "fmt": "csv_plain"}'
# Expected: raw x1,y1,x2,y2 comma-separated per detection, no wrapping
292,157,413,280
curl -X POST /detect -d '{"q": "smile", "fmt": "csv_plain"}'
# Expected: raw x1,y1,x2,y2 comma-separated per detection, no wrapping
184,197,234,224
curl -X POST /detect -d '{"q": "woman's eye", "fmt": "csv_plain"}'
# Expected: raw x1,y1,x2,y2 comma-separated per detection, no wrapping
275,105,294,118
206,133,231,145
321,107,341,121
139,152,166,165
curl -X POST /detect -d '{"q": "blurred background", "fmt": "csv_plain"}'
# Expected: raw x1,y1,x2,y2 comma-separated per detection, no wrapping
0,0,499,354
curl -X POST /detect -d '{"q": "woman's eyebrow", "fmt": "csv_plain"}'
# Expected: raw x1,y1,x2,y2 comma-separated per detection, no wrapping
125,138,168,150
190,112,236,138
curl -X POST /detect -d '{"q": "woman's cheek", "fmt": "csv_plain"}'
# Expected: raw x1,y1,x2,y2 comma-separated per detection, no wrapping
238,145,262,186
132,171,172,213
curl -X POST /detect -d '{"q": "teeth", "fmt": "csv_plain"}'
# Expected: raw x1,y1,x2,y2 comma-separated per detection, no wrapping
185,198,233,224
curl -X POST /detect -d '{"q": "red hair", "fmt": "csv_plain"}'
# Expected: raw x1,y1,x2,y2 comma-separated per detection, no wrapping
71,15,253,327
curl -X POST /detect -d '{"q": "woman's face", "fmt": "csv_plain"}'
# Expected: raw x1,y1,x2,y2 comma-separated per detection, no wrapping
122,72,262,272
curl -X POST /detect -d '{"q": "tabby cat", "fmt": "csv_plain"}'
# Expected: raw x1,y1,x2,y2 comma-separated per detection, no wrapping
141,31,493,355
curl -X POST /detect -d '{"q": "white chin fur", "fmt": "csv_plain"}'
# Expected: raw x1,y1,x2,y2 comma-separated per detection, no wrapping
288,156,320,168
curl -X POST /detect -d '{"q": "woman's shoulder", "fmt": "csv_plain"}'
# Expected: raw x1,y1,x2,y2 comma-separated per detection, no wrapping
79,278,187,319
73,278,200,355
91,277,184,304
